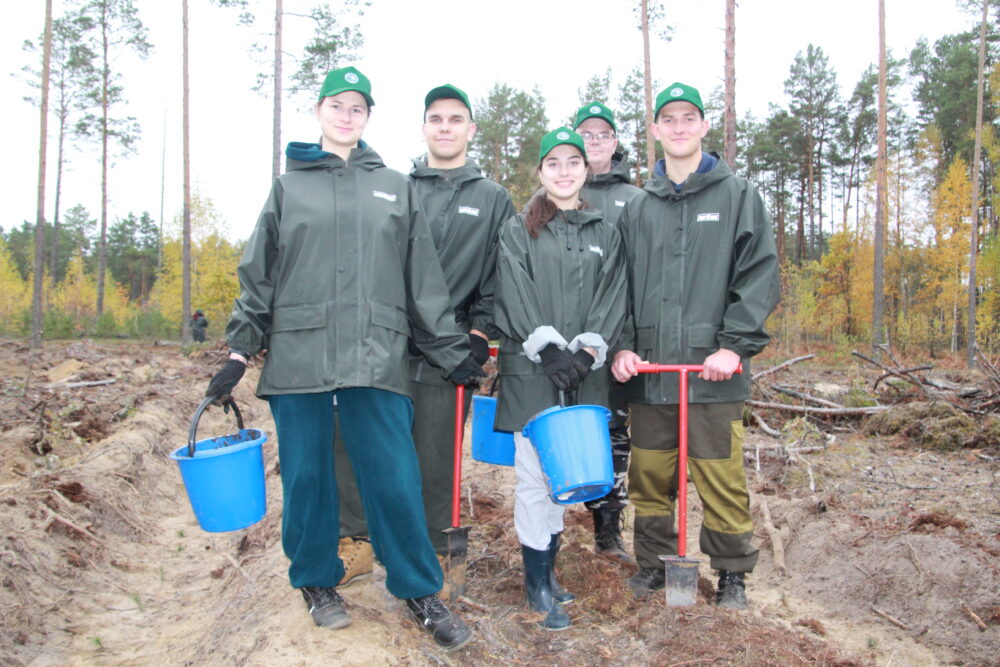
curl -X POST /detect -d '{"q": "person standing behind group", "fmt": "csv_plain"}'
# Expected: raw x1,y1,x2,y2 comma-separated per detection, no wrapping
204,66,484,651
191,309,208,342
572,102,645,563
335,83,515,595
612,83,780,609
494,127,627,630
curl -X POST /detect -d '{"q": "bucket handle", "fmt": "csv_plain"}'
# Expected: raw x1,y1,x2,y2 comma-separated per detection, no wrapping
558,390,577,408
187,396,244,458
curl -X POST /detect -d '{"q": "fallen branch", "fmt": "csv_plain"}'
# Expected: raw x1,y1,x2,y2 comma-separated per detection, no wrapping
753,354,815,381
874,365,934,391
749,410,781,437
224,553,253,583
456,595,490,613
851,351,928,396
872,606,910,630
961,602,989,631
44,507,102,543
772,385,845,409
747,400,888,416
47,378,117,389
759,500,787,576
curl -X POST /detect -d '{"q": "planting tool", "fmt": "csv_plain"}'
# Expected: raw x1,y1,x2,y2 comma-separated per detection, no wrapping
635,362,743,607
443,384,471,599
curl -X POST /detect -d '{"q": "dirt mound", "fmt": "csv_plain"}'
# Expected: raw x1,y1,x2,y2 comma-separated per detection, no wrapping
2,342,998,665
864,401,1000,452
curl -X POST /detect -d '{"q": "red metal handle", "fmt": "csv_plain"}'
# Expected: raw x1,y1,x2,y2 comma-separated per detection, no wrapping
452,385,465,528
631,362,740,558
635,363,743,374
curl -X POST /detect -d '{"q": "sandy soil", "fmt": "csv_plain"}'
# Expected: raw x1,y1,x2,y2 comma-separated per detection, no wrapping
1,340,998,666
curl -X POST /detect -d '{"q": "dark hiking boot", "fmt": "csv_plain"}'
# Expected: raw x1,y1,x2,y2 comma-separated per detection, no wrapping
592,507,635,564
627,566,666,599
300,586,351,629
522,544,571,630
547,533,575,605
716,570,748,609
405,594,473,650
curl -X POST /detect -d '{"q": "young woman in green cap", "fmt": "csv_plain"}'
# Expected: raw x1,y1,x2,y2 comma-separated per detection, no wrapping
493,127,628,630
203,65,483,651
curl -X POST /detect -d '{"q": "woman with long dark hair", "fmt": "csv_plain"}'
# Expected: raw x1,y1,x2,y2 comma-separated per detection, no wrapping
493,127,627,630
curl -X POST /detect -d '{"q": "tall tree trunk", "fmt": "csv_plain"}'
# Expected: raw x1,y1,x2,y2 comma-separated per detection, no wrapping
967,0,988,367
272,0,283,180
182,0,192,342
806,132,815,261
724,0,736,166
96,9,110,316
641,0,655,177
796,178,805,265
32,0,54,348
50,108,65,279
873,0,887,355
775,174,786,266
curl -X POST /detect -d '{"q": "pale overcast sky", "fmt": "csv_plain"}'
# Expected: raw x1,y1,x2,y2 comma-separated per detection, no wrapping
3,0,973,242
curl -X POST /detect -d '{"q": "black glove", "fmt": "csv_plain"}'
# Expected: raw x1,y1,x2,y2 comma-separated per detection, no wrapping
571,349,595,384
206,359,246,404
448,355,486,387
469,334,490,365
538,343,580,391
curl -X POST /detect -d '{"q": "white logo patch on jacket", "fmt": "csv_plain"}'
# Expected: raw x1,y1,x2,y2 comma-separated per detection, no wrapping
696,212,720,222
588,245,604,257
373,190,397,202
458,205,480,216
614,200,626,207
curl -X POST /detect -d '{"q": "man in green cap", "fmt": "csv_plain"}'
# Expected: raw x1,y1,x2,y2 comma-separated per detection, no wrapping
205,65,482,650
611,82,780,608
335,83,515,599
572,101,645,564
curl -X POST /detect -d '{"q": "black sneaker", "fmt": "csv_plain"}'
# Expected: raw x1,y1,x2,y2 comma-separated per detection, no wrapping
627,566,666,599
405,594,473,651
300,586,351,629
716,570,748,609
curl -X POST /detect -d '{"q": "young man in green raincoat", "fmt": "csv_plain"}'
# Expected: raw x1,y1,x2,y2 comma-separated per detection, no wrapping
612,83,780,609
334,84,514,597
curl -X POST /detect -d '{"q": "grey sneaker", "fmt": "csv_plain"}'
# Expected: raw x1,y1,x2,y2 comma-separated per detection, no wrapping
405,594,473,650
301,586,351,629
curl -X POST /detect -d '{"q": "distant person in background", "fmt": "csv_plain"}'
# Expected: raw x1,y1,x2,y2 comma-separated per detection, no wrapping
612,82,780,609
334,83,514,598
494,127,627,630
572,101,645,564
190,309,208,342
204,66,483,651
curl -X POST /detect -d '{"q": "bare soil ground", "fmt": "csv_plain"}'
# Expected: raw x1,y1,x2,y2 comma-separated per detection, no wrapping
1,340,998,666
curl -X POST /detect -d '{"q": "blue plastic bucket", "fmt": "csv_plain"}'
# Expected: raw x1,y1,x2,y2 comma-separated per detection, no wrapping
471,395,515,466
169,398,268,532
522,403,612,505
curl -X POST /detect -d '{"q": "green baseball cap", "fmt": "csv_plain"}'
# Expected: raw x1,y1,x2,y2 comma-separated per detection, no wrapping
654,82,704,118
538,127,586,164
573,101,616,132
319,66,374,107
424,83,472,119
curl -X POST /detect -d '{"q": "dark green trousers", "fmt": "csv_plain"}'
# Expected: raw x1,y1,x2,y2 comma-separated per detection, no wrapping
337,381,472,554
628,401,758,573
269,388,442,598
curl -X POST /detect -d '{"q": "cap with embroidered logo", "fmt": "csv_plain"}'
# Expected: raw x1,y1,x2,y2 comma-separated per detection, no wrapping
319,66,374,107
654,82,703,118
538,127,587,163
424,83,472,120
573,101,616,132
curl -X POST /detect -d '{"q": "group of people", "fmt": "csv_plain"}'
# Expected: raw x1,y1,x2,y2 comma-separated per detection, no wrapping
204,66,780,651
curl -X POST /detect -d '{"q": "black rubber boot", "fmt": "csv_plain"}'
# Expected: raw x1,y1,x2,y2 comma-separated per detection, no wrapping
522,544,571,631
716,570,748,609
592,507,635,564
547,533,575,605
